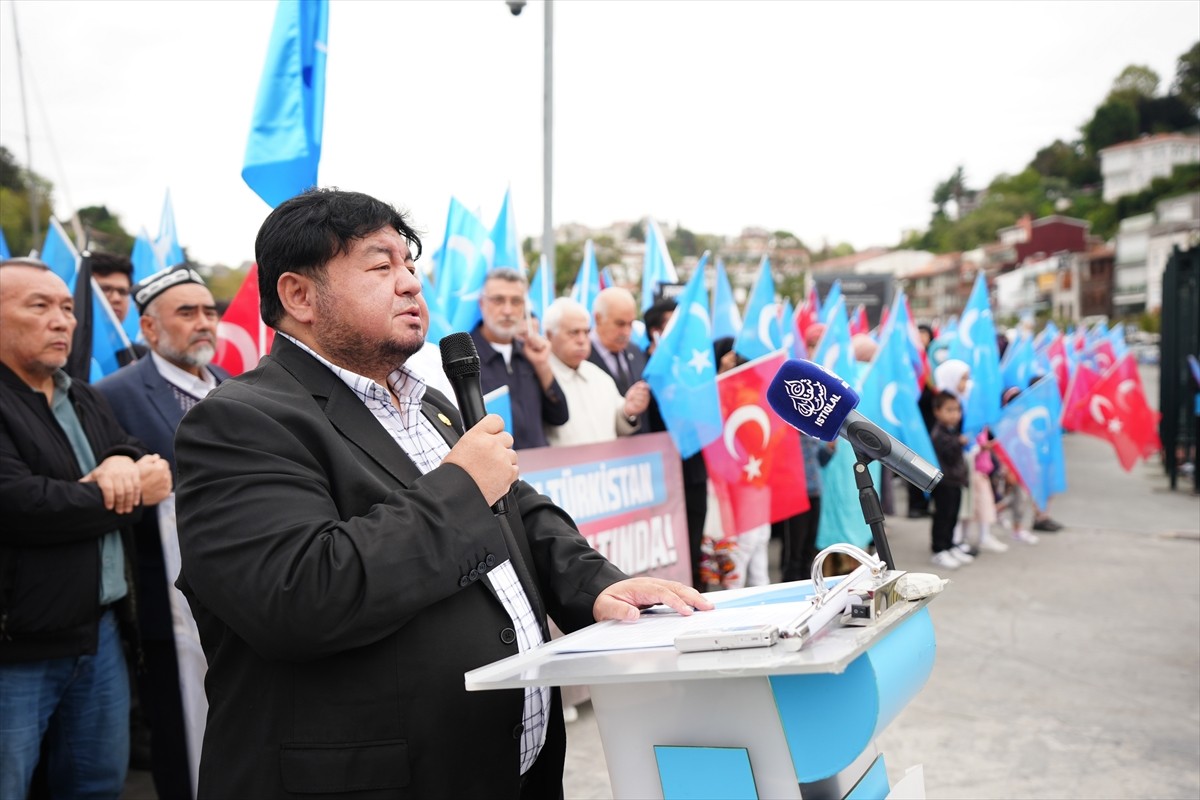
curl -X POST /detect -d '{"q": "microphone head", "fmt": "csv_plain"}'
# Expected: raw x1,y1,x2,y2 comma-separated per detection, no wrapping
766,359,860,441
440,332,481,380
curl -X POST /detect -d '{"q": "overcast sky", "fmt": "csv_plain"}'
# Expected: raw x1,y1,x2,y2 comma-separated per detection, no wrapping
0,0,1196,267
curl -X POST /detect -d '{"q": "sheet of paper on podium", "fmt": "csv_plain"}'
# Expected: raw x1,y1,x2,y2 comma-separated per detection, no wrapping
544,601,814,653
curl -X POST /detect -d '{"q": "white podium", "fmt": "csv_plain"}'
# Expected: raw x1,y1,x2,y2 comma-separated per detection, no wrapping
466,581,938,800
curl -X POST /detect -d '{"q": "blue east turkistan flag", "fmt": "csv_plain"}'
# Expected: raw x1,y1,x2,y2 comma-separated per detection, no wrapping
130,229,156,281
711,258,742,342
570,240,601,314
1033,319,1059,351
527,254,555,326
435,198,491,333
643,260,720,458
993,375,1066,511
857,312,938,468
89,280,135,382
734,255,781,361
242,0,329,208
1001,332,1038,391
419,270,451,345
813,296,857,387
779,298,795,354
151,190,185,274
489,188,521,272
0,227,10,260
822,279,843,321
40,218,81,289
948,272,1002,438
483,385,513,435
641,218,678,311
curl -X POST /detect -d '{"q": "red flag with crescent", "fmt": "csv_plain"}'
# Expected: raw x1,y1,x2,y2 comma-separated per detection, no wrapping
702,352,809,537
214,264,275,376
1075,354,1161,470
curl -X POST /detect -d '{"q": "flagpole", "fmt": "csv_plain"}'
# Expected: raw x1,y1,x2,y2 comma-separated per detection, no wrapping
9,1,39,246
541,0,554,280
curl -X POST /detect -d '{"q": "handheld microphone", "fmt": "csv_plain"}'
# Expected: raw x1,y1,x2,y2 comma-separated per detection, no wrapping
766,359,943,492
439,332,509,515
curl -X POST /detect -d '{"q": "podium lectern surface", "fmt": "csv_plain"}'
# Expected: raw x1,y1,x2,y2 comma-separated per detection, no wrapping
465,581,938,800
465,584,933,691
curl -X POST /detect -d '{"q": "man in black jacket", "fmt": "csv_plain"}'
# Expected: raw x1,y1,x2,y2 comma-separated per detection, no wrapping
0,257,172,799
173,189,708,798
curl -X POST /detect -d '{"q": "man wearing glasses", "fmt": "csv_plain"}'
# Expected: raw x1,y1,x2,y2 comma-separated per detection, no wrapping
92,253,149,364
469,268,568,449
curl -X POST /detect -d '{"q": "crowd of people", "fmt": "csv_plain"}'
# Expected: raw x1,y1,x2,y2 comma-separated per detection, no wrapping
3,185,1076,798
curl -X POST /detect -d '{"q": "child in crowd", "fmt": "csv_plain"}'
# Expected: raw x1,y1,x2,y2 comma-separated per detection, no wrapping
968,428,1009,553
929,391,970,570
933,359,976,563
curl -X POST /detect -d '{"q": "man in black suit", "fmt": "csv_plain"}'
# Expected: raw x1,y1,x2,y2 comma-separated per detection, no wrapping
586,286,648,395
172,189,709,799
96,264,230,799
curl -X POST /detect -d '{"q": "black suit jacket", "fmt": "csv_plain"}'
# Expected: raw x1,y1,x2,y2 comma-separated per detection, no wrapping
174,336,626,799
586,343,647,395
96,356,229,640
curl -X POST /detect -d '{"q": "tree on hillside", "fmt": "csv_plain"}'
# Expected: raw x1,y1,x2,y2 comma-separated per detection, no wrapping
932,166,969,220
1029,139,1100,186
77,205,134,255
0,146,53,257
1107,64,1161,105
1173,41,1200,115
1082,99,1140,155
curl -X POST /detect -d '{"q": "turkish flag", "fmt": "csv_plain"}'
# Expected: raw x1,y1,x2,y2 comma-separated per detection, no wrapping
1045,334,1070,398
1087,339,1117,373
1076,354,1161,470
1060,363,1100,432
702,352,809,537
849,304,869,336
214,264,275,376
795,291,819,342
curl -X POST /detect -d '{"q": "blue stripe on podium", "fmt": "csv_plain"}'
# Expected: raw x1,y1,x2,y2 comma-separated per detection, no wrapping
655,746,759,800
846,754,890,799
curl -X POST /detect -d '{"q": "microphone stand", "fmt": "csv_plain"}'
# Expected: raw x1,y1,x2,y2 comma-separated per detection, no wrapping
852,448,896,570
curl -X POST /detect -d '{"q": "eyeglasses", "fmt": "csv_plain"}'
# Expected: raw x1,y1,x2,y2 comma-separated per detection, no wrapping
483,295,526,309
97,285,130,298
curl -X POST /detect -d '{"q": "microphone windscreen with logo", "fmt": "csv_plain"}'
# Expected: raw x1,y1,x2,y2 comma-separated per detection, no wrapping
766,359,860,441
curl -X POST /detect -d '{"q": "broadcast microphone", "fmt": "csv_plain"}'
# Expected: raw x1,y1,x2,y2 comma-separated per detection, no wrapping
439,332,509,515
766,359,943,492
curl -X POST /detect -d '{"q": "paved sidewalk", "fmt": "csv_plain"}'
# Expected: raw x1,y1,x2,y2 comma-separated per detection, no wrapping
564,431,1200,799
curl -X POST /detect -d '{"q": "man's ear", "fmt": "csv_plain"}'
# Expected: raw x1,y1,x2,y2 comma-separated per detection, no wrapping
277,272,316,325
139,313,158,348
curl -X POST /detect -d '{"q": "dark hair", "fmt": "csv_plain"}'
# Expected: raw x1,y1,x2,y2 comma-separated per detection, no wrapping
713,336,736,364
254,188,422,327
89,252,133,279
643,298,677,335
932,390,961,412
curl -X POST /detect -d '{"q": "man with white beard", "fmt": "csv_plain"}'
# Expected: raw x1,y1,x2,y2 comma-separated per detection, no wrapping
96,263,228,800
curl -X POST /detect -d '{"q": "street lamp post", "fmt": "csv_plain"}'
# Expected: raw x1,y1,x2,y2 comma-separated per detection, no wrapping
506,0,554,273
542,0,554,272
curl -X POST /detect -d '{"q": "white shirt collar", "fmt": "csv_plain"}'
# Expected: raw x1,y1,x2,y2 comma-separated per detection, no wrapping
150,351,218,398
